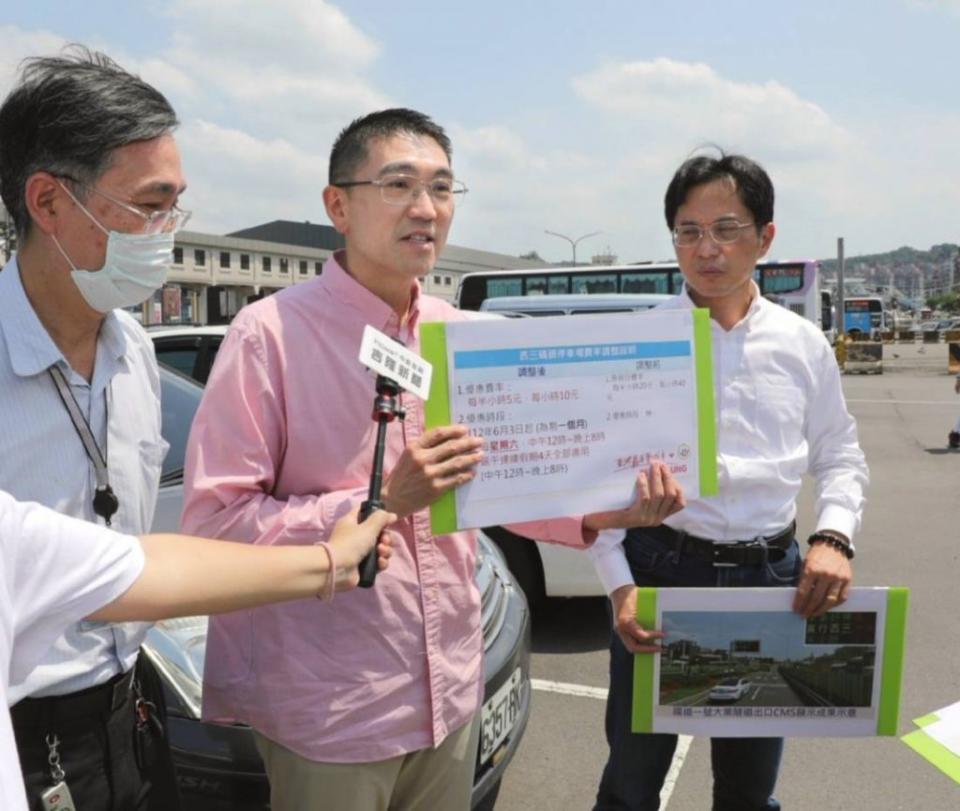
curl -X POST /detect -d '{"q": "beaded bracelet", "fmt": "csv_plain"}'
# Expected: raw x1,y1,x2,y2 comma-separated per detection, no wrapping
317,542,337,601
807,531,854,560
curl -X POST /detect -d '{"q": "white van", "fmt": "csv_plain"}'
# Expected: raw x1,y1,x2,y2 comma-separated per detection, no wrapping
479,292,672,317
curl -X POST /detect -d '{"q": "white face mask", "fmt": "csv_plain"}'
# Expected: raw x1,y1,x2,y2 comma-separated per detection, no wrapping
52,187,174,313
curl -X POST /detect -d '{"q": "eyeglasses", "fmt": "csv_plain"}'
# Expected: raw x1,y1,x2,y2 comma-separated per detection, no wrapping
58,175,192,234
333,173,468,207
672,219,756,248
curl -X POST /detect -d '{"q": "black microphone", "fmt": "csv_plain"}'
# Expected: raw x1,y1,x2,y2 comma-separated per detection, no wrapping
358,375,404,588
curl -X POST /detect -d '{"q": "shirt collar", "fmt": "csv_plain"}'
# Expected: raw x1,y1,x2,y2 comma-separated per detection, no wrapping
322,250,423,341
0,257,127,377
97,310,127,364
678,281,763,330
0,257,64,377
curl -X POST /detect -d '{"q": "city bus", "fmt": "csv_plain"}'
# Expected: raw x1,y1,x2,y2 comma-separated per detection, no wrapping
842,296,887,339
478,292,671,317
455,259,822,328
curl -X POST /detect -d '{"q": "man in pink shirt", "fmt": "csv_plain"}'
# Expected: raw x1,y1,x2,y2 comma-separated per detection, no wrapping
181,108,683,811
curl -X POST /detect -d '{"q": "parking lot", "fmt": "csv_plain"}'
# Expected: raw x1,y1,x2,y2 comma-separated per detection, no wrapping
495,343,960,810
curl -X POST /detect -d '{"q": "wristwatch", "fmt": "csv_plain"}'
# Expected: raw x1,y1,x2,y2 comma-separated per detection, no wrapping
807,531,855,560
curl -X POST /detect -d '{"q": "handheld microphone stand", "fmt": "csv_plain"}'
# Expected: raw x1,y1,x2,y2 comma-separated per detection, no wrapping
358,374,404,588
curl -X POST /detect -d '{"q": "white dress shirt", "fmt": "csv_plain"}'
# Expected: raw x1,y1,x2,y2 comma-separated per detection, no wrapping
589,285,868,594
0,492,144,811
0,258,167,700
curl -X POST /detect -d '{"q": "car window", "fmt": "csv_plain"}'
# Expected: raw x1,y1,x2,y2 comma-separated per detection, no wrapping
156,348,200,379
159,367,204,482
154,337,202,381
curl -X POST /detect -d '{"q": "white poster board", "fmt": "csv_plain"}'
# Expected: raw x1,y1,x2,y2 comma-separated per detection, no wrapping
420,309,717,533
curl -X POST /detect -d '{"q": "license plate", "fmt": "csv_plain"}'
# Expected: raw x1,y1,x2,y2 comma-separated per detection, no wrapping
479,667,523,766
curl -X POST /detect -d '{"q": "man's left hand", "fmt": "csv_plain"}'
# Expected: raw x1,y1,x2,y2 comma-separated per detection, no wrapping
583,461,685,532
792,543,853,619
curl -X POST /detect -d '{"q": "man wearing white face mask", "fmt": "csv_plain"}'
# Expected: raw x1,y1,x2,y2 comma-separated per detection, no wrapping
0,45,187,810
50,177,185,312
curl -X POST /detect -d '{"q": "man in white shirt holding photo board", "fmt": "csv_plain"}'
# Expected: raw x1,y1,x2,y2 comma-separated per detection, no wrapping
589,150,869,811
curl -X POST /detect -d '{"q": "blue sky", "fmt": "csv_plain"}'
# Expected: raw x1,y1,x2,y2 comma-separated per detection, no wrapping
3,1,958,264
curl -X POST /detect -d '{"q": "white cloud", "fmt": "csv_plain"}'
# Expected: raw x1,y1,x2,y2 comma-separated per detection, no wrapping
447,122,669,264
0,25,68,97
572,58,854,161
451,57,959,263
165,0,379,71
0,26,199,113
177,120,330,233
159,0,388,137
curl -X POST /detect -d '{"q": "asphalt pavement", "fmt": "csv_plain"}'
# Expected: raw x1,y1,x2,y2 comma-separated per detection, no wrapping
495,341,960,811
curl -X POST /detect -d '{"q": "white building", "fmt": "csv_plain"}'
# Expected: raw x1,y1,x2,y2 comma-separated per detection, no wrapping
148,220,548,325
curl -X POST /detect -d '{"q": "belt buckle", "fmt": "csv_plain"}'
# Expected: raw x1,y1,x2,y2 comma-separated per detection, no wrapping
711,545,740,567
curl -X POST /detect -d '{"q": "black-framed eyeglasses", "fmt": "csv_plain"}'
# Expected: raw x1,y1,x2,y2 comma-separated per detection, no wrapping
672,219,757,248
332,173,468,207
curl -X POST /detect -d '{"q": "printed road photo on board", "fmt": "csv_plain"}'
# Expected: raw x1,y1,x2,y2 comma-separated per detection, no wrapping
631,587,909,738
659,609,877,710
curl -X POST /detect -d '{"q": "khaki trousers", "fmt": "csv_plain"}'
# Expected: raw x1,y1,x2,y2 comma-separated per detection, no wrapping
253,718,479,811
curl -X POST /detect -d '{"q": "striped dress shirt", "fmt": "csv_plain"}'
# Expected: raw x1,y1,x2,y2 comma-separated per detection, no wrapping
0,257,167,701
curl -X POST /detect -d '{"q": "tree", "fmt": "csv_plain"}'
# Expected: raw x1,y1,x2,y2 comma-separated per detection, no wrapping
926,292,960,314
0,215,16,263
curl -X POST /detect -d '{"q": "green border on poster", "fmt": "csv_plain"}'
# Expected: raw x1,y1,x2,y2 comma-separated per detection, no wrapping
902,728,960,785
902,698,960,784
631,587,659,733
420,322,458,535
877,586,909,735
691,308,718,497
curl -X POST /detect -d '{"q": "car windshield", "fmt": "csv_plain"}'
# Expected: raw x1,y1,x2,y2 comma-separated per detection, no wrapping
159,366,204,483
718,678,740,686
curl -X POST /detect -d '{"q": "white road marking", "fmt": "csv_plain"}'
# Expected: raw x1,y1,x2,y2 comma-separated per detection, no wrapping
661,735,693,809
846,398,956,406
530,678,609,701
530,678,692,808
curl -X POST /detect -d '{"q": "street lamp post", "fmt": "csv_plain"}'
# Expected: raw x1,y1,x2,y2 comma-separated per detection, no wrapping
544,229,601,265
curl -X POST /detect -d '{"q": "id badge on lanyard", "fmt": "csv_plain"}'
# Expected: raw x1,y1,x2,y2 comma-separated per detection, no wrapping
48,366,119,525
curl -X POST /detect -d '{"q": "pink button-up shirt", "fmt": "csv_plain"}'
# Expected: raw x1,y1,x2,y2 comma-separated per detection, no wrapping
181,253,591,763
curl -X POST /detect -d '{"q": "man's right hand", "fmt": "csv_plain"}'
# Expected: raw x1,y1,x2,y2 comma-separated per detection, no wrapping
381,425,484,518
610,584,665,654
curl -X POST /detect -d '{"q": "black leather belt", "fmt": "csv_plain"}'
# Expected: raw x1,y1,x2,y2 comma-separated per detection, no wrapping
10,668,135,729
664,521,796,567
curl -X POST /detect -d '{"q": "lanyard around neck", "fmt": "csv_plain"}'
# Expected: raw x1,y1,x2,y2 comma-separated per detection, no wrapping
48,365,119,526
